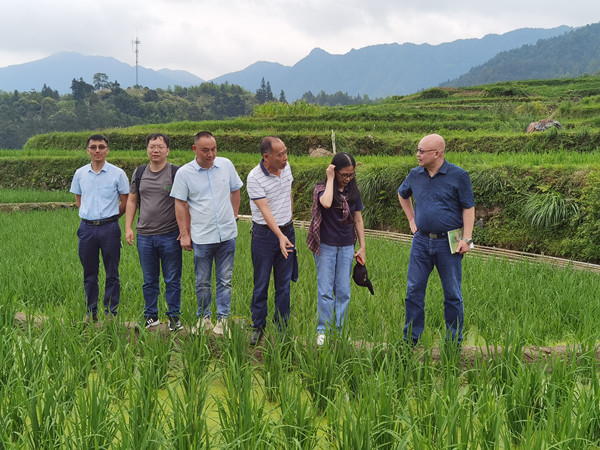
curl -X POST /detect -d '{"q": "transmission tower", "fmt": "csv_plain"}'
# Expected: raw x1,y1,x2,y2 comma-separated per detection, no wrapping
132,36,141,86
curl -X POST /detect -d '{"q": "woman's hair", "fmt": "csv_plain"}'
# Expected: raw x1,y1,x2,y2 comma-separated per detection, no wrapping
323,152,360,206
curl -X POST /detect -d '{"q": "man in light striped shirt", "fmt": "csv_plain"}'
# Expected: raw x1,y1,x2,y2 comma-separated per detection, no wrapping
246,136,297,345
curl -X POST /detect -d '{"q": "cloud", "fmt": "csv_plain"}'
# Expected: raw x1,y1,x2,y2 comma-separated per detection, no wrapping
0,0,598,80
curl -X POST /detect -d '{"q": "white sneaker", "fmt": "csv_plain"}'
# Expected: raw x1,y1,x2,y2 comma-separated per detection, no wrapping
212,318,230,337
191,316,213,335
316,334,325,346
202,316,213,330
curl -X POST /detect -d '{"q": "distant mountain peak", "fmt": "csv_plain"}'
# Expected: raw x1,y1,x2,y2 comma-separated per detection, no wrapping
0,52,204,94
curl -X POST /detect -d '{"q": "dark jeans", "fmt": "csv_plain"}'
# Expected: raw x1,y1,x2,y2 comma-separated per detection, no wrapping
137,229,182,318
404,230,464,344
250,223,296,330
77,220,121,316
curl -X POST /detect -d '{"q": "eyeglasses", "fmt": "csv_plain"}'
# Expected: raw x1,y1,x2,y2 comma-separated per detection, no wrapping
416,148,437,155
148,145,167,150
88,145,108,150
337,171,355,180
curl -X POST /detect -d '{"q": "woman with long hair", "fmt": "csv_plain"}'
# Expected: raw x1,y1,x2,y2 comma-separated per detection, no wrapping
306,152,366,346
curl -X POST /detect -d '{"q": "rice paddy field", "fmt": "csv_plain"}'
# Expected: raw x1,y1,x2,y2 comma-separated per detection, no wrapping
2,207,600,448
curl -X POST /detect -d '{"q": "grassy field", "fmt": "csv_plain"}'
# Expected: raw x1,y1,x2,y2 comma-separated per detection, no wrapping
2,209,600,448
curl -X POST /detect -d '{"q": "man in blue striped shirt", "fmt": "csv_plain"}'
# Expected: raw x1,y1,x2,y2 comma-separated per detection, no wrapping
246,136,297,345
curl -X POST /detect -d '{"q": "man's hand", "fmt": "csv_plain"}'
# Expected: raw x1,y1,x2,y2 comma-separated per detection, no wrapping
408,218,418,234
279,236,295,259
456,239,471,255
125,228,135,245
179,234,193,252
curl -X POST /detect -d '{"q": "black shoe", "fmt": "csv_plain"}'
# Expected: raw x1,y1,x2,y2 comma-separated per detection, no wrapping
144,316,160,329
250,328,264,346
168,316,183,332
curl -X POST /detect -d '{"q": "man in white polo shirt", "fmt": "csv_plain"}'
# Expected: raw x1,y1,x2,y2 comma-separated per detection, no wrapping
170,131,243,336
246,136,297,345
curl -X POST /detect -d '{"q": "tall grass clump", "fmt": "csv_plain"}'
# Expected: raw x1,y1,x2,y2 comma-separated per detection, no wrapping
522,191,580,230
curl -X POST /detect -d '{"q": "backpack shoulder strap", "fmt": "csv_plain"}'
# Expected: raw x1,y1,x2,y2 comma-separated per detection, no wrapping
134,164,148,190
170,163,180,183
134,164,148,206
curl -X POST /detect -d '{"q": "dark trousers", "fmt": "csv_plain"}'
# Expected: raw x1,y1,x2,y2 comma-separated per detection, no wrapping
77,220,122,315
250,223,295,329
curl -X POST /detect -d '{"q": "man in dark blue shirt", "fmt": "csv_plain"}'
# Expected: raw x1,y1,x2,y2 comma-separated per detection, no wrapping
398,134,475,344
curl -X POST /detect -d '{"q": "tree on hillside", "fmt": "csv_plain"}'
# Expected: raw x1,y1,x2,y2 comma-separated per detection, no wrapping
70,78,94,100
41,84,60,100
256,77,276,104
265,81,275,102
93,73,110,90
256,77,267,104
279,90,287,103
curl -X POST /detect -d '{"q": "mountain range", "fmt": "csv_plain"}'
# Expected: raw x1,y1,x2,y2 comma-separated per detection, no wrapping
0,52,205,94
443,22,600,87
0,25,579,99
212,26,572,99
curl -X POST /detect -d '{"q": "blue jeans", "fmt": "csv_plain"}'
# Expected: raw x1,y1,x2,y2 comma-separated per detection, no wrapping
193,238,236,319
314,243,354,334
250,223,296,330
404,230,464,343
77,220,121,316
136,229,182,318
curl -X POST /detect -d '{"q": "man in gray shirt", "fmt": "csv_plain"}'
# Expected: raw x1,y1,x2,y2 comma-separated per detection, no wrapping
125,133,187,331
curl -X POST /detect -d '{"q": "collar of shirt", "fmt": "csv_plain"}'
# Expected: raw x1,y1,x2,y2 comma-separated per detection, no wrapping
259,158,270,177
416,159,449,176
87,163,108,174
191,157,221,171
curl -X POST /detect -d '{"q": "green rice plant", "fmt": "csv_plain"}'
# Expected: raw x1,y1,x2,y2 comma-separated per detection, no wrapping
117,365,166,449
581,371,600,444
504,362,549,445
327,395,374,449
297,334,347,414
137,332,175,391
0,188,73,203
67,380,118,449
0,346,27,445
24,365,71,449
93,327,138,399
260,331,291,403
522,191,580,230
166,377,211,449
274,373,318,449
178,331,213,396
215,354,272,448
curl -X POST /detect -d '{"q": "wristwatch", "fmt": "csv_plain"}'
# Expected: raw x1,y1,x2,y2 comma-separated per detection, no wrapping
462,238,473,245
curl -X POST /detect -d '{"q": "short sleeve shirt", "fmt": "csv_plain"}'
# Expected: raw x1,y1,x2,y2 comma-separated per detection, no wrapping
170,157,243,245
130,163,179,235
319,188,364,246
246,160,294,225
70,162,129,220
398,160,474,233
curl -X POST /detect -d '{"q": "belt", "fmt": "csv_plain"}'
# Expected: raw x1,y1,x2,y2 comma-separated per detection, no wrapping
422,231,447,239
254,220,294,231
82,215,119,226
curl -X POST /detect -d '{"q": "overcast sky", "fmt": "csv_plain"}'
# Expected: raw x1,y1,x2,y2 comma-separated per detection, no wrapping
1,0,597,81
